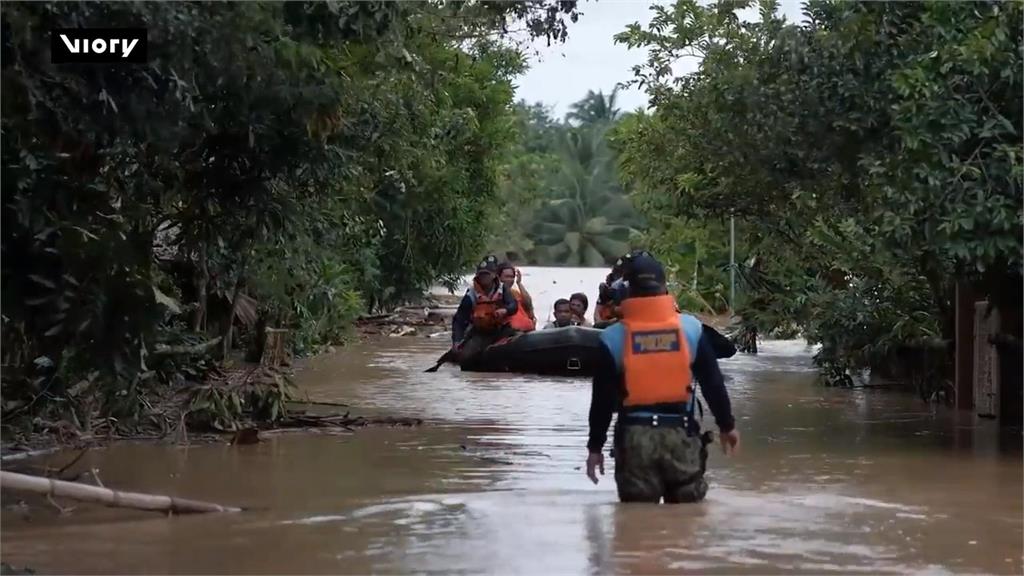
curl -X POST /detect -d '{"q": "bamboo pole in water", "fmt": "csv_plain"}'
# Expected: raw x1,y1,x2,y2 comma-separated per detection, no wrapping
0,447,61,462
0,471,242,515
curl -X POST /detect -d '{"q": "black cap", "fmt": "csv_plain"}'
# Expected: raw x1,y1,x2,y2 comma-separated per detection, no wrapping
611,250,640,277
622,252,666,292
476,254,499,275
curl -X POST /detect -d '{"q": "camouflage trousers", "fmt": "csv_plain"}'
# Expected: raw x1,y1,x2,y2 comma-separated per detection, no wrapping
613,421,710,503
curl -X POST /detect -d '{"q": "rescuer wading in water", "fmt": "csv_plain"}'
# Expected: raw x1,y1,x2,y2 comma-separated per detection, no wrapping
585,252,740,502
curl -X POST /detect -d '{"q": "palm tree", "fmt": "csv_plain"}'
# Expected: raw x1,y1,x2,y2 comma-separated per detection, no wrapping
566,89,621,127
529,125,641,266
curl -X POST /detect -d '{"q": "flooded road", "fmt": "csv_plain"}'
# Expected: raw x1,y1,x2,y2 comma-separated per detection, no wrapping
3,268,1022,574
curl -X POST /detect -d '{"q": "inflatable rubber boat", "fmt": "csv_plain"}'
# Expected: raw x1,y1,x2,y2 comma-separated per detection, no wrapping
455,323,736,377
460,326,605,377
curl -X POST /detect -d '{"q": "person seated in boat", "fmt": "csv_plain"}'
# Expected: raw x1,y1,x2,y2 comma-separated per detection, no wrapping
544,298,579,329
570,292,592,327
451,255,519,363
498,261,536,332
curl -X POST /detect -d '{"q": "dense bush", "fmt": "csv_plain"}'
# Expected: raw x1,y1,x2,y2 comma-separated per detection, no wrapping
0,0,580,427
614,0,1022,384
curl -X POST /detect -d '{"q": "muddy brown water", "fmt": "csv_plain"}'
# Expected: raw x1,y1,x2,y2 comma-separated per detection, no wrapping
2,268,1022,574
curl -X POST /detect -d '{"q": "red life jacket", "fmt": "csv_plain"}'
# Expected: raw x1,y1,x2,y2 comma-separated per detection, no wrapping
619,294,692,407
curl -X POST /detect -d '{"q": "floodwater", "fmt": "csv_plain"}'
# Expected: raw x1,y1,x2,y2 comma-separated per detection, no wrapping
2,268,1022,574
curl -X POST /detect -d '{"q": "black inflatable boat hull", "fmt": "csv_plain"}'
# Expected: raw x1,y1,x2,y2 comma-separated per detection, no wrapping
457,323,735,377
461,326,605,377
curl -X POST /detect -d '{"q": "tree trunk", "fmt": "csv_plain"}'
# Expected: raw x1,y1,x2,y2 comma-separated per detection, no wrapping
0,471,241,514
220,259,249,360
919,251,954,347
260,328,289,367
192,241,208,333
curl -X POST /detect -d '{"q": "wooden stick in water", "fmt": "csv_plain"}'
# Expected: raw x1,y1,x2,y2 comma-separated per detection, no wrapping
0,471,242,515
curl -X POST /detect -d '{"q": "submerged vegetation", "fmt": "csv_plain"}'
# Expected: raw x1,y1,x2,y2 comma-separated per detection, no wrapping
1,0,581,434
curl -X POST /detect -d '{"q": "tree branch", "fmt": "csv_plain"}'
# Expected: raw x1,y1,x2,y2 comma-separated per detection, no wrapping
153,336,223,357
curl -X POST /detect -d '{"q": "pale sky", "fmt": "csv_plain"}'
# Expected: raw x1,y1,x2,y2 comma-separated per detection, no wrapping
513,0,807,120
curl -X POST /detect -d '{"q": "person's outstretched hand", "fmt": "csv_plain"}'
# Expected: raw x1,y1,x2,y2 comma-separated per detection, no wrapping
586,452,605,484
719,429,740,456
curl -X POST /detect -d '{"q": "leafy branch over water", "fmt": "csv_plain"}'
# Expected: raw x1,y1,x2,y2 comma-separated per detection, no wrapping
0,1,580,435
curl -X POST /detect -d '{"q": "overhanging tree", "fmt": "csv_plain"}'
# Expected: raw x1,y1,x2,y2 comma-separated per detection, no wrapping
614,0,1021,383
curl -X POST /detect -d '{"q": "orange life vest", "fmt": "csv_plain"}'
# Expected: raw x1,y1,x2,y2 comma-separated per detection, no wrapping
619,294,692,407
470,281,506,331
594,303,617,323
507,286,536,332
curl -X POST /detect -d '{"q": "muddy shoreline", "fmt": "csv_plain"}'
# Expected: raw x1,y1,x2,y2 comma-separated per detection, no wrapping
1,399,426,463
0,294,463,462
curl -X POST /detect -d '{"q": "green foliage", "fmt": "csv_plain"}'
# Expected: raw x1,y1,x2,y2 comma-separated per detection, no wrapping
615,108,744,314
615,0,1022,382
632,212,737,313
247,217,366,356
487,102,564,258
187,368,295,432
567,89,622,126
531,124,640,266
490,90,643,265
1,0,580,426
